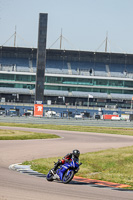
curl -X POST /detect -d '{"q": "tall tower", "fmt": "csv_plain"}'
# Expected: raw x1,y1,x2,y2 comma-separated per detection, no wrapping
35,13,48,102
34,13,48,117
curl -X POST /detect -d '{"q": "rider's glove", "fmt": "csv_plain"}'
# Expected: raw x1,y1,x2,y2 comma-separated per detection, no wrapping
58,159,62,164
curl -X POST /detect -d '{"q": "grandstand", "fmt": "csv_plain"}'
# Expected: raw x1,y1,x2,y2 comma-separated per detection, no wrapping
0,46,133,109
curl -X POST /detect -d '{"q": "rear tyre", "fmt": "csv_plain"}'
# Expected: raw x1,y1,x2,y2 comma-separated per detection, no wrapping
62,170,74,184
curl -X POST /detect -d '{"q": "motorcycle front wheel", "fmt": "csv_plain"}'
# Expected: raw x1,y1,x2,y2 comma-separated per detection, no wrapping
62,170,74,184
46,170,54,181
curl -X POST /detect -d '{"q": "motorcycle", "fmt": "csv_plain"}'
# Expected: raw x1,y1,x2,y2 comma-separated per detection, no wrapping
46,158,82,184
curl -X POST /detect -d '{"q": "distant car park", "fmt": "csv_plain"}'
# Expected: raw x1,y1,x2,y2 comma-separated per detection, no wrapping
74,114,83,119
95,115,100,120
23,112,32,117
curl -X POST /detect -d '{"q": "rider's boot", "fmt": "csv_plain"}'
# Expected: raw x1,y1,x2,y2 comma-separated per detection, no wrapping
50,169,56,175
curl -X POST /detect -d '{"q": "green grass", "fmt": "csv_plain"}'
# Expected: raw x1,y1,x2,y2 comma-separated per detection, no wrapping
0,122,133,136
23,146,133,189
0,129,60,140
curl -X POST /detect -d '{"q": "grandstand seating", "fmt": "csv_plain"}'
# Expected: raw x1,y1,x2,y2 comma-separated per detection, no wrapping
72,91,108,98
0,57,133,79
0,86,132,101
17,66,32,72
125,65,133,73
44,89,69,96
0,57,29,67
110,93,133,100
0,87,30,94
109,64,125,77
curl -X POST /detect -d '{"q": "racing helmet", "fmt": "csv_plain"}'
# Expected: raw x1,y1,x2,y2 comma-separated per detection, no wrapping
73,149,80,158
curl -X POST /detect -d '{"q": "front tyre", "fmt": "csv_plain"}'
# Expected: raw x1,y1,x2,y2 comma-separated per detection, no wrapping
62,170,74,184
46,170,54,181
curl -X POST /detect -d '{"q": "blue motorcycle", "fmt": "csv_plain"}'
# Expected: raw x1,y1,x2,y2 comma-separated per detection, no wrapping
46,158,82,184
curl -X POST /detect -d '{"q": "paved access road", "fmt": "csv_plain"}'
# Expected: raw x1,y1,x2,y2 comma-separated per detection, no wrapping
0,126,133,200
0,116,133,127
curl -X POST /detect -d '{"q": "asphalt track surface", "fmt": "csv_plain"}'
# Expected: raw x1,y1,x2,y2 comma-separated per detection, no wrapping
0,126,133,200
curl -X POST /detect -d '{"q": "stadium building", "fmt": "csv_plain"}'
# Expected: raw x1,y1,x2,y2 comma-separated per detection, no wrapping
0,46,133,109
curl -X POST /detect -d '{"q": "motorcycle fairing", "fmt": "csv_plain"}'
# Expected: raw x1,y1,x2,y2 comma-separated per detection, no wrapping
57,163,72,180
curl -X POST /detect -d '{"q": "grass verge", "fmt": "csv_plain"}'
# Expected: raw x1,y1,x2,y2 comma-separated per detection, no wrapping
23,146,133,189
0,122,133,136
0,129,60,140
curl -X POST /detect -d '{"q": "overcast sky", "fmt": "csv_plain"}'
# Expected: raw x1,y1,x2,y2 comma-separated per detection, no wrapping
0,0,133,53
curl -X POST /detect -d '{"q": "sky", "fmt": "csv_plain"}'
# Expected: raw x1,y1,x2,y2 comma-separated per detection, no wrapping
0,0,133,54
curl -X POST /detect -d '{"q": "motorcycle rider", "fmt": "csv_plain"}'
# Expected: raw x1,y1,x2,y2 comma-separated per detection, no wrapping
51,149,80,174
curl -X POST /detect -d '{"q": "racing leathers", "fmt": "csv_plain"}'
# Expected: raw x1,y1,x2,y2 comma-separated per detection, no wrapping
53,153,77,173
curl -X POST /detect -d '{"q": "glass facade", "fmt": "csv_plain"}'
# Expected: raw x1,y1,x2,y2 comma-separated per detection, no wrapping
46,76,133,89
0,73,132,95
0,73,133,94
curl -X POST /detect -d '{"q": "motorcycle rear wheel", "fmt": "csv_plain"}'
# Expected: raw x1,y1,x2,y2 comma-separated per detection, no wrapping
62,170,74,184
